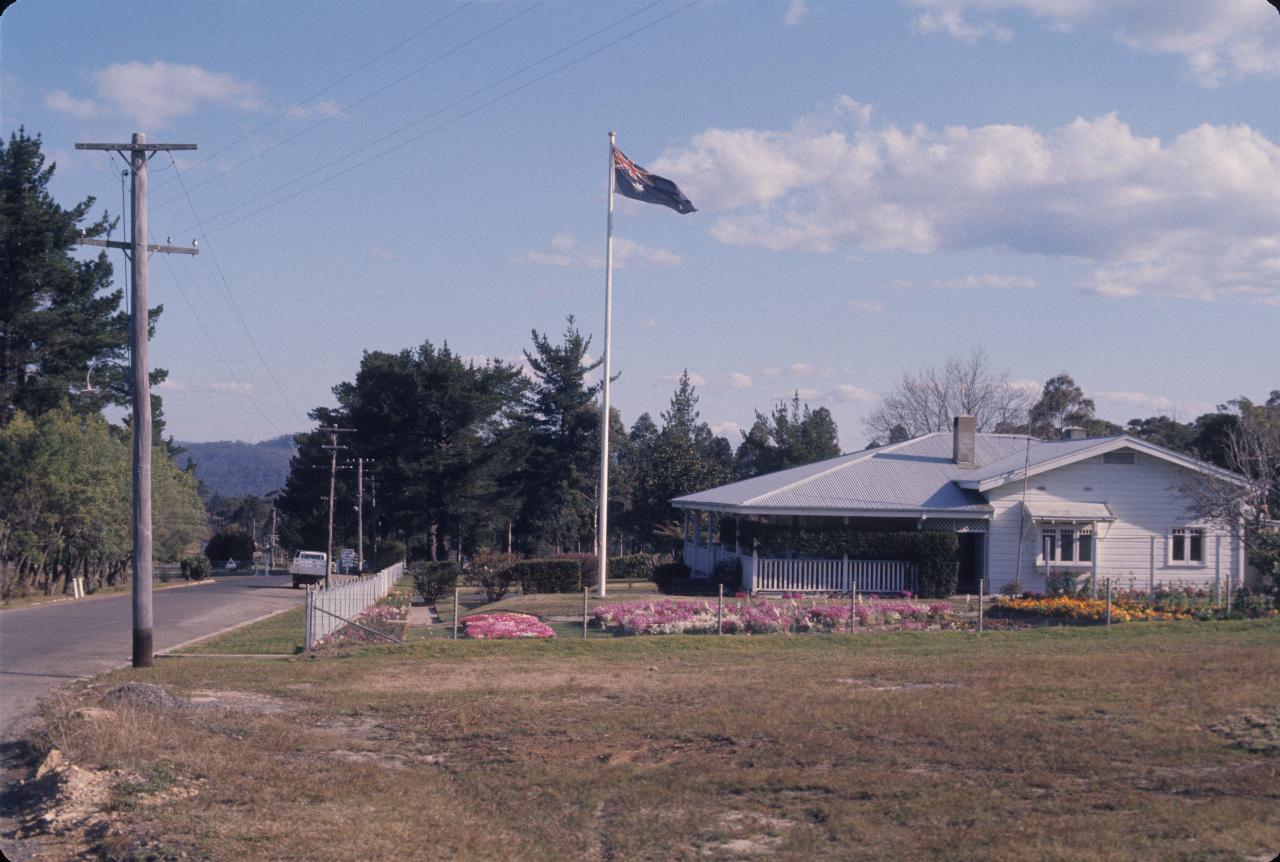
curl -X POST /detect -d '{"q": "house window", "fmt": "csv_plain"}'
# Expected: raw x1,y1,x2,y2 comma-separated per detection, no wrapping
1170,528,1204,565
1040,525,1094,565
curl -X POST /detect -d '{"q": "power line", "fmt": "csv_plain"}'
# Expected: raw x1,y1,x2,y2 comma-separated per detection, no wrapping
149,2,475,200
168,156,305,420
179,0,684,239
153,1,534,211
154,249,286,430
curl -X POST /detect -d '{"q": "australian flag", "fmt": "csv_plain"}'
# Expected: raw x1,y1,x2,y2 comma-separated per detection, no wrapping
613,147,696,214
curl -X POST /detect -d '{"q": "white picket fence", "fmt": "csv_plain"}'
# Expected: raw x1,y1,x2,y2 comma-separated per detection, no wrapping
304,561,404,650
746,555,917,594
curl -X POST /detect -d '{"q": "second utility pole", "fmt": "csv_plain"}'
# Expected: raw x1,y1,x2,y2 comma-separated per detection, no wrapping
321,427,352,589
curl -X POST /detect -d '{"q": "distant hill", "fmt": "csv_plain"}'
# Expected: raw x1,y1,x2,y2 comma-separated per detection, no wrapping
176,435,297,498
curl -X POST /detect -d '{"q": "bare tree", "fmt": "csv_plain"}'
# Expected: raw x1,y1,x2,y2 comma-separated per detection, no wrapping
1180,397,1280,555
864,347,1031,442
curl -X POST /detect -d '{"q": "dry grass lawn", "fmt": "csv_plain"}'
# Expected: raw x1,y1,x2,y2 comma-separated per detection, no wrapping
15,621,1280,861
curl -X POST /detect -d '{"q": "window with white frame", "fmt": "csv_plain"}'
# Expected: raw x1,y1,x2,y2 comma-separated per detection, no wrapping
1169,528,1204,565
1040,525,1093,565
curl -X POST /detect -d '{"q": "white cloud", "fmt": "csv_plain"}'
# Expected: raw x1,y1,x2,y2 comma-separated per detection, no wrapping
45,89,100,119
87,61,264,127
783,0,809,27
913,8,1012,42
848,299,885,312
711,420,744,438
285,99,342,120
653,103,1280,304
789,362,834,377
728,372,754,389
828,384,876,403
516,234,682,269
1010,378,1042,397
794,388,820,400
903,0,1280,86
641,318,658,330
663,371,707,386
896,273,1037,290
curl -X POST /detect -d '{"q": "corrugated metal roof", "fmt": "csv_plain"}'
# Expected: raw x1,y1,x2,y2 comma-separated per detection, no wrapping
960,435,1126,485
672,432,1031,513
1025,501,1115,521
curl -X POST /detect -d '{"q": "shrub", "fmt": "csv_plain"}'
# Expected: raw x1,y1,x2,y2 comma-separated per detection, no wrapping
653,562,690,594
410,561,459,603
1248,530,1280,596
551,553,597,590
373,539,406,572
713,557,743,593
1046,569,1084,596
512,559,582,594
609,553,658,581
180,554,210,582
467,549,519,602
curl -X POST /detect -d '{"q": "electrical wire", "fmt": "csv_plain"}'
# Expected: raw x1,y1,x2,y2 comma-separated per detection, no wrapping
178,0,687,239
149,2,475,199
167,155,306,421
152,1,534,211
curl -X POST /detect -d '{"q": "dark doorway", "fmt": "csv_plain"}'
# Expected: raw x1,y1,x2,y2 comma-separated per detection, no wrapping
956,533,984,594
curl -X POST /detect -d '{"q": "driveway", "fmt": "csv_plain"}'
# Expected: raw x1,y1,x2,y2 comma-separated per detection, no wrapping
0,574,304,737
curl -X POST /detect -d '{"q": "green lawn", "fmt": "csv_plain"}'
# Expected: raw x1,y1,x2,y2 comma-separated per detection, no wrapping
30,620,1280,861
172,606,305,655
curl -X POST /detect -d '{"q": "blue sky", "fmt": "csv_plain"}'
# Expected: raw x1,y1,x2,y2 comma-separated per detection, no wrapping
3,0,1278,446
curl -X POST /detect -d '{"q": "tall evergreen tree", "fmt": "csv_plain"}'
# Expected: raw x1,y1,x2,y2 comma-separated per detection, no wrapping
0,128,167,423
1028,373,1122,438
515,317,602,554
733,393,841,479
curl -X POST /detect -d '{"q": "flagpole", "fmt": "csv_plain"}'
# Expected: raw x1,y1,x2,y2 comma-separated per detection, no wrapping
597,130,616,598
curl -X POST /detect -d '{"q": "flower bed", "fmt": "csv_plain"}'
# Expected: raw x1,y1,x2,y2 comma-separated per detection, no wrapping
463,612,556,640
991,590,1279,624
592,596,954,636
319,600,409,647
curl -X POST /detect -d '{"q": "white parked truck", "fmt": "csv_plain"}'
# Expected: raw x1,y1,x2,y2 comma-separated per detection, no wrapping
288,551,328,588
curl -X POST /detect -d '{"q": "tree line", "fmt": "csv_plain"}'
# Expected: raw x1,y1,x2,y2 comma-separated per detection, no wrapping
275,320,843,562
0,129,207,598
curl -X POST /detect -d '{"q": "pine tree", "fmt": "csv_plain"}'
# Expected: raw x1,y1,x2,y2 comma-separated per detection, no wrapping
0,128,166,422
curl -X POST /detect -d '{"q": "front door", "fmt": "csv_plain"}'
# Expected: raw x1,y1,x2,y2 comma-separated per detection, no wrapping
956,533,984,594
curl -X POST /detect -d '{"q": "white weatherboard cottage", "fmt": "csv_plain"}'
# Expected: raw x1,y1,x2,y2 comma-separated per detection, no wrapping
672,417,1247,596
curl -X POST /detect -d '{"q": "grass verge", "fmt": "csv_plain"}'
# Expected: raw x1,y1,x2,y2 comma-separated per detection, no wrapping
21,620,1280,861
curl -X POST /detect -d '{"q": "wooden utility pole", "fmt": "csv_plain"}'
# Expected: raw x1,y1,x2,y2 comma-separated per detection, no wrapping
269,507,278,575
320,427,353,589
75,134,196,668
356,457,364,575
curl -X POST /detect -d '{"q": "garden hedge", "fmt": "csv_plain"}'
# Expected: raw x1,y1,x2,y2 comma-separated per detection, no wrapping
653,562,691,594
512,559,582,594
735,523,959,598
410,560,460,602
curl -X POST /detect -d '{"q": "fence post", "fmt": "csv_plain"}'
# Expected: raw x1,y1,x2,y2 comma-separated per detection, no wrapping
717,584,724,635
977,578,984,634
849,588,856,634
1105,577,1112,626
304,588,313,653
583,588,589,639
453,587,459,640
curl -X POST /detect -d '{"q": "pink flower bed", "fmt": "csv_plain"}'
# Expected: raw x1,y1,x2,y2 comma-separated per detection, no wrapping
592,596,954,636
463,612,556,640
319,602,408,647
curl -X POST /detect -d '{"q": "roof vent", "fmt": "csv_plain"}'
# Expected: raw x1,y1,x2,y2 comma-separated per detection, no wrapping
953,415,976,468
1103,450,1135,465
1061,426,1086,440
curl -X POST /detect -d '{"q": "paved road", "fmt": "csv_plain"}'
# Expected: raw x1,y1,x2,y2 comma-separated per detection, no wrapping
0,575,304,737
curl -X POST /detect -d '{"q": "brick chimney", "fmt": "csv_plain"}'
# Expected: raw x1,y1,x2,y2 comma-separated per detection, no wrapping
1061,426,1086,441
953,415,976,467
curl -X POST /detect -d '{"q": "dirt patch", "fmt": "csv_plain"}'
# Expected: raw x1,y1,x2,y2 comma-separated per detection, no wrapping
835,678,960,692
1209,710,1280,754
184,689,295,714
363,663,664,694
